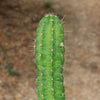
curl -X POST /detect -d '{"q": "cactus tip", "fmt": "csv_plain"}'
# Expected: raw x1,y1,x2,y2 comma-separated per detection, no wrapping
45,13,57,18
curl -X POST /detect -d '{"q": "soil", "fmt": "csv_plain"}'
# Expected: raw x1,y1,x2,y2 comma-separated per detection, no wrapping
0,0,100,100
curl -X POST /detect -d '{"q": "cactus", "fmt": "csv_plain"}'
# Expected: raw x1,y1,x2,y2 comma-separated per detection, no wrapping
35,14,65,100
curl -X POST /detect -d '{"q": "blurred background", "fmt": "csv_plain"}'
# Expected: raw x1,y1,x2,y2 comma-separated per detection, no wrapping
0,0,100,100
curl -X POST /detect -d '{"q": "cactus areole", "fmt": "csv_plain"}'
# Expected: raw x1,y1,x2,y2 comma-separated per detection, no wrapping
35,14,65,100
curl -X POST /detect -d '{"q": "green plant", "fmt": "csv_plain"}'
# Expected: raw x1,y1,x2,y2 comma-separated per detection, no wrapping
1,45,20,76
35,14,65,100
44,0,54,8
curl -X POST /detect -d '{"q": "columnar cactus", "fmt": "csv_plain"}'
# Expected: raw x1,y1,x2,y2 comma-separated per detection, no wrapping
35,14,65,100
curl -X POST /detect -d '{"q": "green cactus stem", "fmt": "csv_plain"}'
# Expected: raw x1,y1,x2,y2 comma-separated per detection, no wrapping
35,14,65,100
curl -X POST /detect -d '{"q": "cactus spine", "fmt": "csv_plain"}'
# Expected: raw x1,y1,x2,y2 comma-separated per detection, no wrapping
35,14,65,100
